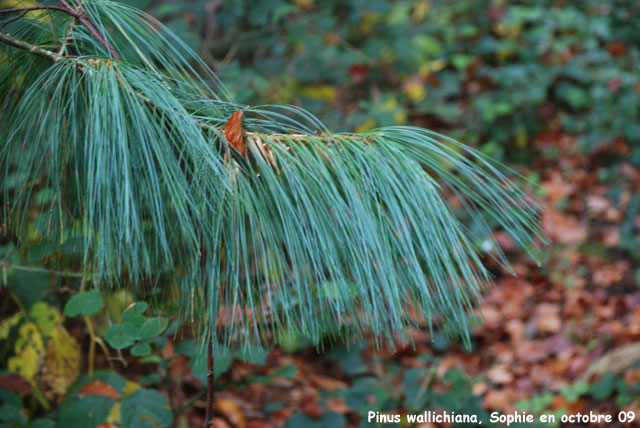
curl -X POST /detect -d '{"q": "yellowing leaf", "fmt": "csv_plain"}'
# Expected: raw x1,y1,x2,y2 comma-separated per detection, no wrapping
293,0,313,8
360,11,382,35
301,85,338,102
0,0,42,17
39,326,80,402
394,110,408,125
29,302,60,337
8,322,44,383
516,127,528,148
324,31,340,46
0,312,23,340
106,289,134,323
123,380,141,396
215,397,246,428
355,118,377,134
14,322,44,356
419,59,447,76
404,79,427,102
494,22,522,39
107,402,121,425
381,96,398,110
8,346,41,383
412,1,430,23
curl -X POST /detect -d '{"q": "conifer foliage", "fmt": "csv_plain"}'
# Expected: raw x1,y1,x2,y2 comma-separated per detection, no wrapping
1,0,543,351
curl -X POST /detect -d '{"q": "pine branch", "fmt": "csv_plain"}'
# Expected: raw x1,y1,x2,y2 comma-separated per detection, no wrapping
0,31,378,147
0,31,66,62
1,0,544,357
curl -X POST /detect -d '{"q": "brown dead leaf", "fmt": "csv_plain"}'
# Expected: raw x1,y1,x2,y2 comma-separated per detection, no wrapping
161,339,174,359
272,409,294,427
212,417,232,428
543,171,575,204
483,389,515,412
472,381,488,396
552,395,586,414
487,365,514,385
214,397,246,428
479,304,502,329
247,421,274,428
224,111,246,155
516,340,551,364
603,227,620,247
301,394,323,419
607,41,627,56
534,303,562,334
505,319,525,344
625,369,640,386
542,207,586,245
579,342,640,381
308,373,347,391
79,380,120,400
593,261,628,287
326,397,350,414
0,373,31,395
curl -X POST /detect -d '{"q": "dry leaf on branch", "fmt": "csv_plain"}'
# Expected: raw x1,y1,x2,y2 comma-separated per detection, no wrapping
225,111,246,155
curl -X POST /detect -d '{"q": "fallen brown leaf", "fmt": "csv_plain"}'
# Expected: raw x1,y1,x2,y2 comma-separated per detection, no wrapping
215,397,246,428
487,365,514,385
79,380,121,399
542,207,586,245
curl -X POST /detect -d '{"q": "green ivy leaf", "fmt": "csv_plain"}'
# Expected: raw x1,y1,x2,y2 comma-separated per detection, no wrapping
235,346,268,365
139,318,168,339
104,324,137,349
285,411,345,428
123,302,148,320
64,291,103,317
273,364,298,379
121,389,172,428
56,396,114,428
131,342,151,357
590,372,616,402
560,380,589,403
0,404,27,426
29,418,55,428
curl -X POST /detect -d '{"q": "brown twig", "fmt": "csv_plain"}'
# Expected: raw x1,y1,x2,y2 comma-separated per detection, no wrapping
60,0,119,59
200,239,215,428
205,332,215,428
1,2,119,59
0,10,29,30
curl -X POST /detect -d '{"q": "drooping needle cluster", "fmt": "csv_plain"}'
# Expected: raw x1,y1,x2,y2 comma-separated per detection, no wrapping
0,0,544,349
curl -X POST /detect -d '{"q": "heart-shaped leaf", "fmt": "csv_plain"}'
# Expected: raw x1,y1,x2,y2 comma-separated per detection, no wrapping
64,291,103,317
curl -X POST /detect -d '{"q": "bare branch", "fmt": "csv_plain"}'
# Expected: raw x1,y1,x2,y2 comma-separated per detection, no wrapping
0,6,83,19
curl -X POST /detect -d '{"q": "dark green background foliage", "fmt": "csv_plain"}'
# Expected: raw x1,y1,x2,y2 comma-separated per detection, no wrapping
131,0,639,160
136,0,639,262
1,0,640,426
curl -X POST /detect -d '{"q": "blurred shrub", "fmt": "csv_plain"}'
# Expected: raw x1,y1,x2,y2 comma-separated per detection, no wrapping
133,0,639,162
